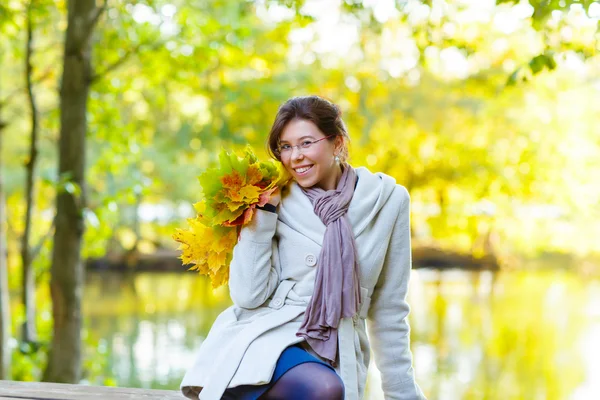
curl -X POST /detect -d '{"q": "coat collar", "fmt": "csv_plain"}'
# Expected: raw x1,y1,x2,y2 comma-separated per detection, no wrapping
278,166,397,245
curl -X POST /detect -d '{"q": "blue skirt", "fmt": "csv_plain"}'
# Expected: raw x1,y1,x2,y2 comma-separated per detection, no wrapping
221,344,334,400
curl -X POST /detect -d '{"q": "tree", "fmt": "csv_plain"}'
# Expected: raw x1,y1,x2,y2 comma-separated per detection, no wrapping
42,0,105,383
21,0,41,346
0,2,13,379
0,61,11,382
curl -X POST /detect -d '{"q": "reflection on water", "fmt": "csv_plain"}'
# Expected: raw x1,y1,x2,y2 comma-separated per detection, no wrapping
83,273,231,389
83,270,600,399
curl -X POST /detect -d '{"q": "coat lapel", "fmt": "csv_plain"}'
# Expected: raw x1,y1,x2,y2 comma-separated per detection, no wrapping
279,181,326,246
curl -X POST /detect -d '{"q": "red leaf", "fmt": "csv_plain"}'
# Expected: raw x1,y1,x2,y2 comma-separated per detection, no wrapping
257,188,276,207
223,213,246,227
242,206,255,225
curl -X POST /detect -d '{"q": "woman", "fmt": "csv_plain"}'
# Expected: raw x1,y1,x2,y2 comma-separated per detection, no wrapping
181,96,426,400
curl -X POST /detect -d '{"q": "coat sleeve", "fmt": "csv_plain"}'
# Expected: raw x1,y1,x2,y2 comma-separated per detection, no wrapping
228,209,280,309
366,187,427,400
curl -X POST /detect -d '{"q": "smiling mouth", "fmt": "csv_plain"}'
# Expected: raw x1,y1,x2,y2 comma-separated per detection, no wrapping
294,165,313,175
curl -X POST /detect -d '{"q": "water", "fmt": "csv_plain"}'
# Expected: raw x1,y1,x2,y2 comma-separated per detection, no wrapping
82,270,600,399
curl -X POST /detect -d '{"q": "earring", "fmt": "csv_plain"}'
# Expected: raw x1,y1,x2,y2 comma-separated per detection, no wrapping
334,154,340,163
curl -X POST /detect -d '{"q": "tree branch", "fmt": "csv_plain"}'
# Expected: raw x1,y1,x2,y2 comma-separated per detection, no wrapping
0,88,24,109
90,0,107,29
33,68,54,86
0,68,54,108
90,46,141,84
30,219,55,262
81,0,107,47
90,40,165,84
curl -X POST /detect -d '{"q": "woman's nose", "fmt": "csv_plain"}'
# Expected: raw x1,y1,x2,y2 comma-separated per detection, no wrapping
291,146,304,160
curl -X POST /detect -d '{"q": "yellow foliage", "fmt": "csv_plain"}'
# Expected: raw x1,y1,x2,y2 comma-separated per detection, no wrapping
173,147,289,288
172,216,237,289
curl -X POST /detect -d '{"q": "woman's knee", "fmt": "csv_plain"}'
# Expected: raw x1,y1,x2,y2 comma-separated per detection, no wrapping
314,373,345,400
303,368,344,400
262,362,345,400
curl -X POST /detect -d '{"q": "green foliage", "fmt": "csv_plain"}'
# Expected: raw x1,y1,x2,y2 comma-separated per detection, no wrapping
506,51,558,85
196,147,282,226
497,0,600,24
1,0,597,270
1,0,596,264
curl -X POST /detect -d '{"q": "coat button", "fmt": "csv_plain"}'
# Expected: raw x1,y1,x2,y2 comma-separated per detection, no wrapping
305,254,317,267
272,298,283,307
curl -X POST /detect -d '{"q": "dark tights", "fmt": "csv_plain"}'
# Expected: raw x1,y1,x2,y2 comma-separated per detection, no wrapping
259,362,345,400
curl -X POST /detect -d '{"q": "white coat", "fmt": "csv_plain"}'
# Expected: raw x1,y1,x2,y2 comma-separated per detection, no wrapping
181,166,426,400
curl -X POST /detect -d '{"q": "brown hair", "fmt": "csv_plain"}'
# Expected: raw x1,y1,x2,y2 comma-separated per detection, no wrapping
267,95,350,162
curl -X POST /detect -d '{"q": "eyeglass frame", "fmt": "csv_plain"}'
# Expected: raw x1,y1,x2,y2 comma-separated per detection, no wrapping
276,135,335,157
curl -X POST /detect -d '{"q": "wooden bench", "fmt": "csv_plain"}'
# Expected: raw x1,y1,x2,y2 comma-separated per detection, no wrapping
0,381,184,399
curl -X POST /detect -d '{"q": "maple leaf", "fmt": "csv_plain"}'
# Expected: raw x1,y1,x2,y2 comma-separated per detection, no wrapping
238,185,261,203
246,164,263,186
221,170,244,190
257,187,277,207
173,146,291,288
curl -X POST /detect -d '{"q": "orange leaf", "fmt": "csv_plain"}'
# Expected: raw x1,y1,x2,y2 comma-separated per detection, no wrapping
246,164,263,185
221,170,244,190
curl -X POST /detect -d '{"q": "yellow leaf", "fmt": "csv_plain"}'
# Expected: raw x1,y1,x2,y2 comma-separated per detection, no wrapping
238,185,261,203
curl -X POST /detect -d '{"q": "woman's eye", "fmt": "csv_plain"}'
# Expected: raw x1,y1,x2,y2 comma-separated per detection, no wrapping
301,141,313,147
280,144,291,150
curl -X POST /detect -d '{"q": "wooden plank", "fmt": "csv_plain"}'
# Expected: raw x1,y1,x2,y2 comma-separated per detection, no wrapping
0,381,184,400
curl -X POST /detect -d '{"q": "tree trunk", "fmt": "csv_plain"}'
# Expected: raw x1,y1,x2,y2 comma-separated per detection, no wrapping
42,0,103,383
21,0,39,345
0,77,11,380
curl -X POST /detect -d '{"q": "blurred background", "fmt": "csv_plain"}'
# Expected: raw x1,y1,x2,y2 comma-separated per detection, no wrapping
1,0,599,399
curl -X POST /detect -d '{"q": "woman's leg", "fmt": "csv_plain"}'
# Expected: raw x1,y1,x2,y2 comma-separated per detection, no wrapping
260,362,344,400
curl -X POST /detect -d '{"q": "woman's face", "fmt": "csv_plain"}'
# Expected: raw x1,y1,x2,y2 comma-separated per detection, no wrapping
279,119,342,191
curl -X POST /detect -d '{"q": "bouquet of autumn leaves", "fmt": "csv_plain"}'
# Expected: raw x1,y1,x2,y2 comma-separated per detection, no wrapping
172,147,289,288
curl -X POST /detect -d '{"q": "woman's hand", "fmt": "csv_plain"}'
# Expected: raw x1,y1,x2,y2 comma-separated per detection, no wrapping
268,187,281,206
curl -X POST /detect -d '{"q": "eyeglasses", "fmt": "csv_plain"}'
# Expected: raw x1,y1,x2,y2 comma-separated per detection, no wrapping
277,135,333,157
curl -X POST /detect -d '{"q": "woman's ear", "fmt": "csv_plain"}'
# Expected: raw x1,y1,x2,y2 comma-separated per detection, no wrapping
334,136,345,155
